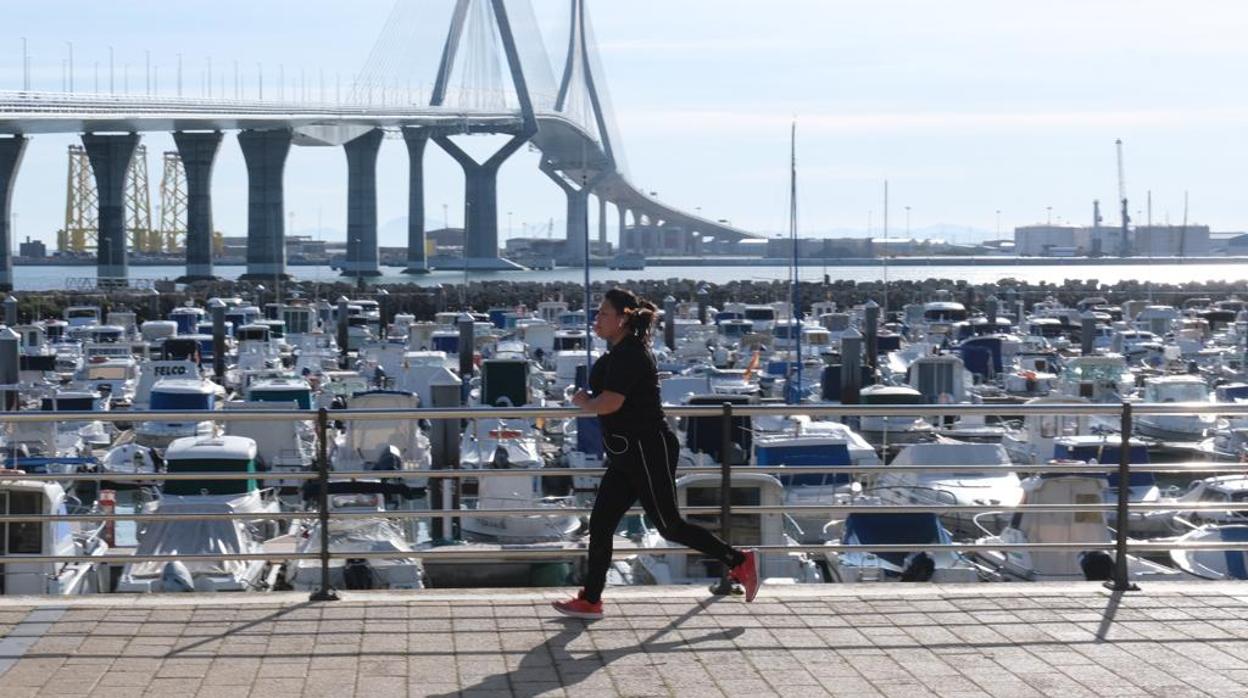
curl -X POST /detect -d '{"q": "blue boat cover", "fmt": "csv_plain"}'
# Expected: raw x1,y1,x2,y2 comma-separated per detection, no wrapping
1222,527,1248,580
1054,443,1155,488
843,512,947,566
757,442,852,487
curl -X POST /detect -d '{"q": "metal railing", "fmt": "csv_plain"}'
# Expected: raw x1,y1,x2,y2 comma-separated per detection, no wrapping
4,400,1248,599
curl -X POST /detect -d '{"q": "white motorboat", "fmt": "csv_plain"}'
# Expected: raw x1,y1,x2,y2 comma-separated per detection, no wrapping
458,414,580,543
972,472,1183,582
280,484,425,591
1169,524,1248,580
1135,375,1216,442
72,356,139,407
1052,436,1165,532
116,435,281,592
99,442,160,486
753,429,879,543
0,479,109,595
223,386,315,493
874,442,1023,539
857,385,934,447
133,378,222,450
39,388,114,450
1166,475,1248,527
330,391,432,485
823,511,983,583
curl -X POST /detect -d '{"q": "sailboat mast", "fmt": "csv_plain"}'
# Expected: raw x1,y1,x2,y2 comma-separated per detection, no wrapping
789,121,801,404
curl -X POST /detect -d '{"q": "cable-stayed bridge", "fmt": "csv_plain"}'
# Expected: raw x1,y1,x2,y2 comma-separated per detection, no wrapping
0,0,757,289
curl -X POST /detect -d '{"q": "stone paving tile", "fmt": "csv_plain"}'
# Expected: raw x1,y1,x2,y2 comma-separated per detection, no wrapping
5,585,1248,696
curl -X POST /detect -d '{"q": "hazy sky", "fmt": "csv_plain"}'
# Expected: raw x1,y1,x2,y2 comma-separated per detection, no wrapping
6,0,1248,248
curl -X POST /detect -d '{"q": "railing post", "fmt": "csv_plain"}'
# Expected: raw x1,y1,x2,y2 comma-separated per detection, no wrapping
310,407,339,602
1106,401,1140,592
712,402,735,595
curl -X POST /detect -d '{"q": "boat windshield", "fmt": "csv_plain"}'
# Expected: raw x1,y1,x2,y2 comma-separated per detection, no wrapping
1063,363,1124,382
924,309,967,322
86,365,130,380
1152,383,1209,402
151,391,214,411
251,388,312,410
41,397,96,412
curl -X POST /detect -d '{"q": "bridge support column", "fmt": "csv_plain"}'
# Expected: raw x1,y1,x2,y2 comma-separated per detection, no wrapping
402,128,431,274
434,134,528,271
342,128,384,278
542,164,609,265
238,129,292,282
82,133,140,285
173,131,223,283
0,136,27,292
598,195,607,252
543,173,589,265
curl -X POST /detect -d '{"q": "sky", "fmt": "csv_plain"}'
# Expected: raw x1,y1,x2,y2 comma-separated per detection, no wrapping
5,0,1248,249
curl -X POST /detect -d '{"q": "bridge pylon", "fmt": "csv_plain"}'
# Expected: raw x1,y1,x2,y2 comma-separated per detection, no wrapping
429,0,539,270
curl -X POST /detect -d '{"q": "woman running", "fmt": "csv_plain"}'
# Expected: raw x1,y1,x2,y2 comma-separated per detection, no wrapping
552,288,759,620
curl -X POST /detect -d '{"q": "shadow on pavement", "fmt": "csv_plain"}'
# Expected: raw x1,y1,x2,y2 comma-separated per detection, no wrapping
432,596,741,697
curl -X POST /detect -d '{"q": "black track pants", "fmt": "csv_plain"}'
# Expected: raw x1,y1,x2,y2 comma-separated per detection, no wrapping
582,427,743,603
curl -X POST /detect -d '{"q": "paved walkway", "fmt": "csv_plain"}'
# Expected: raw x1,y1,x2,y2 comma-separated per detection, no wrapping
3,583,1248,697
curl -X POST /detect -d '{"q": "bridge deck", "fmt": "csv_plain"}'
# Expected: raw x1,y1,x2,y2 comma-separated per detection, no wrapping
2,583,1247,697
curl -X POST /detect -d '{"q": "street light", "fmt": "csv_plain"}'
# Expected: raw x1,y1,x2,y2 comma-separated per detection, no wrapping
1046,206,1053,226
904,206,911,237
995,209,1001,237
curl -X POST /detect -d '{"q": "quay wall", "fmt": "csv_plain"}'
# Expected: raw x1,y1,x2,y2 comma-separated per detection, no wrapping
4,275,1244,324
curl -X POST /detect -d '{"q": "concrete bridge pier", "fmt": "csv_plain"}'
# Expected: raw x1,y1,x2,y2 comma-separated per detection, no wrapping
82,133,140,284
402,128,430,274
542,170,590,264
598,196,608,251
0,136,28,292
434,134,528,271
238,129,292,282
173,131,223,283
341,128,384,278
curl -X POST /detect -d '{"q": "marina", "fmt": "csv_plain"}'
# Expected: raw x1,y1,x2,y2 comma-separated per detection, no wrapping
4,0,1248,694
5,288,1248,597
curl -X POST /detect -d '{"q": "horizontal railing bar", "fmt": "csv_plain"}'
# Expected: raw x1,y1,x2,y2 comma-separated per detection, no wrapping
3,401,1248,425
0,472,322,482
8,462,1248,485
13,540,1248,566
6,501,1248,524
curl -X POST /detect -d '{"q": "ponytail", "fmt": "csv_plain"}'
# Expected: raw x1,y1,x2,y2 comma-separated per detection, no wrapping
604,288,657,345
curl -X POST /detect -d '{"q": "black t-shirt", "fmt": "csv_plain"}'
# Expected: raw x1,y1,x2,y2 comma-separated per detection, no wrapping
588,335,665,436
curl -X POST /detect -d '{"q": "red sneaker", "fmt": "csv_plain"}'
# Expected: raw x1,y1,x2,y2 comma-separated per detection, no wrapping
552,590,604,620
729,550,760,602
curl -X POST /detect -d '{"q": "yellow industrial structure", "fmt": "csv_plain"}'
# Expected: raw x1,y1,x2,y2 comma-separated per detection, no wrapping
58,145,194,255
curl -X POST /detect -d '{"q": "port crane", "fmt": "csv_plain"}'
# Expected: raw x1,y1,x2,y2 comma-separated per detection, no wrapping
1116,139,1130,257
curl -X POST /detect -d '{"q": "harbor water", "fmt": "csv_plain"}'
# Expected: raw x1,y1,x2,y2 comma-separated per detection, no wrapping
13,260,1248,291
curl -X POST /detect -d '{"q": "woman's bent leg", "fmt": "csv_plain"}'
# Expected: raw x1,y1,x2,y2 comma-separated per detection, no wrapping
632,430,745,568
